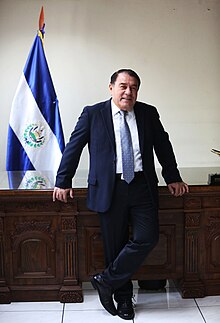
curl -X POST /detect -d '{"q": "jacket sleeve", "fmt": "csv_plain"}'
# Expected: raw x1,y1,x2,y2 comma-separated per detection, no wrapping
55,107,90,188
151,107,182,184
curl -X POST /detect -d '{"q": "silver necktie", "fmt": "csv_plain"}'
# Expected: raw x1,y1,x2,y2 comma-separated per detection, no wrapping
119,110,134,183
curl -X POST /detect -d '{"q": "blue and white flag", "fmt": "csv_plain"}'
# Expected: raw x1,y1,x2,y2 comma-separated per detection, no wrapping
6,8,65,172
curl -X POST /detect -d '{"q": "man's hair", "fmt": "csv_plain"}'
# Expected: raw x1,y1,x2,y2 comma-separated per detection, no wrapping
110,69,141,89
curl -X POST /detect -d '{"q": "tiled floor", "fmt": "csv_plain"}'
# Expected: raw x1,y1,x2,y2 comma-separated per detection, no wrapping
0,281,220,323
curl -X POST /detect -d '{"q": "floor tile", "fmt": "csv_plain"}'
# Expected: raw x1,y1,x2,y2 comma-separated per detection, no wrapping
0,301,63,311
63,310,123,323
0,311,62,323
195,295,220,307
134,307,205,323
65,290,103,311
134,288,196,309
199,306,220,323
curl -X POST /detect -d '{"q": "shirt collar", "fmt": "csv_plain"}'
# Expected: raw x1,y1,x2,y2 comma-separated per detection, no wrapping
111,99,134,118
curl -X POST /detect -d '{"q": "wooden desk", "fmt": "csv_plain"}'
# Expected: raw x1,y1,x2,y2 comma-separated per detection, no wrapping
0,184,220,303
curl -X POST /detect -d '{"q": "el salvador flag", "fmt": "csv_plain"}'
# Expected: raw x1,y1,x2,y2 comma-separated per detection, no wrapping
6,8,65,172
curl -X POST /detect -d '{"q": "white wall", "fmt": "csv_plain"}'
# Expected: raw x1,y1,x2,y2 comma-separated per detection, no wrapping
1,0,220,172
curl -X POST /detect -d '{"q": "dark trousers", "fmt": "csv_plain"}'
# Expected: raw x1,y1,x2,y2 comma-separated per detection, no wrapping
98,173,159,302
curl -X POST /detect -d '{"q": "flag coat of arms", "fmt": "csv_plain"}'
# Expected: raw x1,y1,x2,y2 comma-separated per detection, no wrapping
6,7,65,172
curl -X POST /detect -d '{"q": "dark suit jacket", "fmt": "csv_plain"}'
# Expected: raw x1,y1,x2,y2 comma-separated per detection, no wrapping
55,99,182,212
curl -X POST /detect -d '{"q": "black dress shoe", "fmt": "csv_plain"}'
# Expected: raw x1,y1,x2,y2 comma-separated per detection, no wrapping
91,274,117,316
117,299,135,320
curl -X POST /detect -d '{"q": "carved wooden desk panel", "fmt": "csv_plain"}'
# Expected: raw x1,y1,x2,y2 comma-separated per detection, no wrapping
0,190,82,304
0,186,220,303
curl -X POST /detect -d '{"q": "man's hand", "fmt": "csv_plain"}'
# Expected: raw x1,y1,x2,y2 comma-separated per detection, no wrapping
53,187,74,203
168,182,189,197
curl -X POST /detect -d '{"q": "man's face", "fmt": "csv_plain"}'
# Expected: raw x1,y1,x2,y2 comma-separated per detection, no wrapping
109,72,139,111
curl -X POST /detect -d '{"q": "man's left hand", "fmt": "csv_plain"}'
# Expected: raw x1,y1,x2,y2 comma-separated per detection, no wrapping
168,182,189,197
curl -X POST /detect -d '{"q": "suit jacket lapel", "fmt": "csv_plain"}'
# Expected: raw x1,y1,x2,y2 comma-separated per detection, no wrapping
134,103,145,156
100,99,116,152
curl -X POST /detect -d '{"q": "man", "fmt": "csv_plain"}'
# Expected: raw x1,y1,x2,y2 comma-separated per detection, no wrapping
53,69,189,320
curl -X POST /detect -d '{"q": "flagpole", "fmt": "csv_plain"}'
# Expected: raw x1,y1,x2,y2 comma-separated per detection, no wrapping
38,6,45,44
39,6,45,32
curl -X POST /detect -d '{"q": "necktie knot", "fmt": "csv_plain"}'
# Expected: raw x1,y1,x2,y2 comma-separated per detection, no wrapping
120,110,128,118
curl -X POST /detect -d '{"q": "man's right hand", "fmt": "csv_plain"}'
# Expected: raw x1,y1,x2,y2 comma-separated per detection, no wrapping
53,187,74,203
